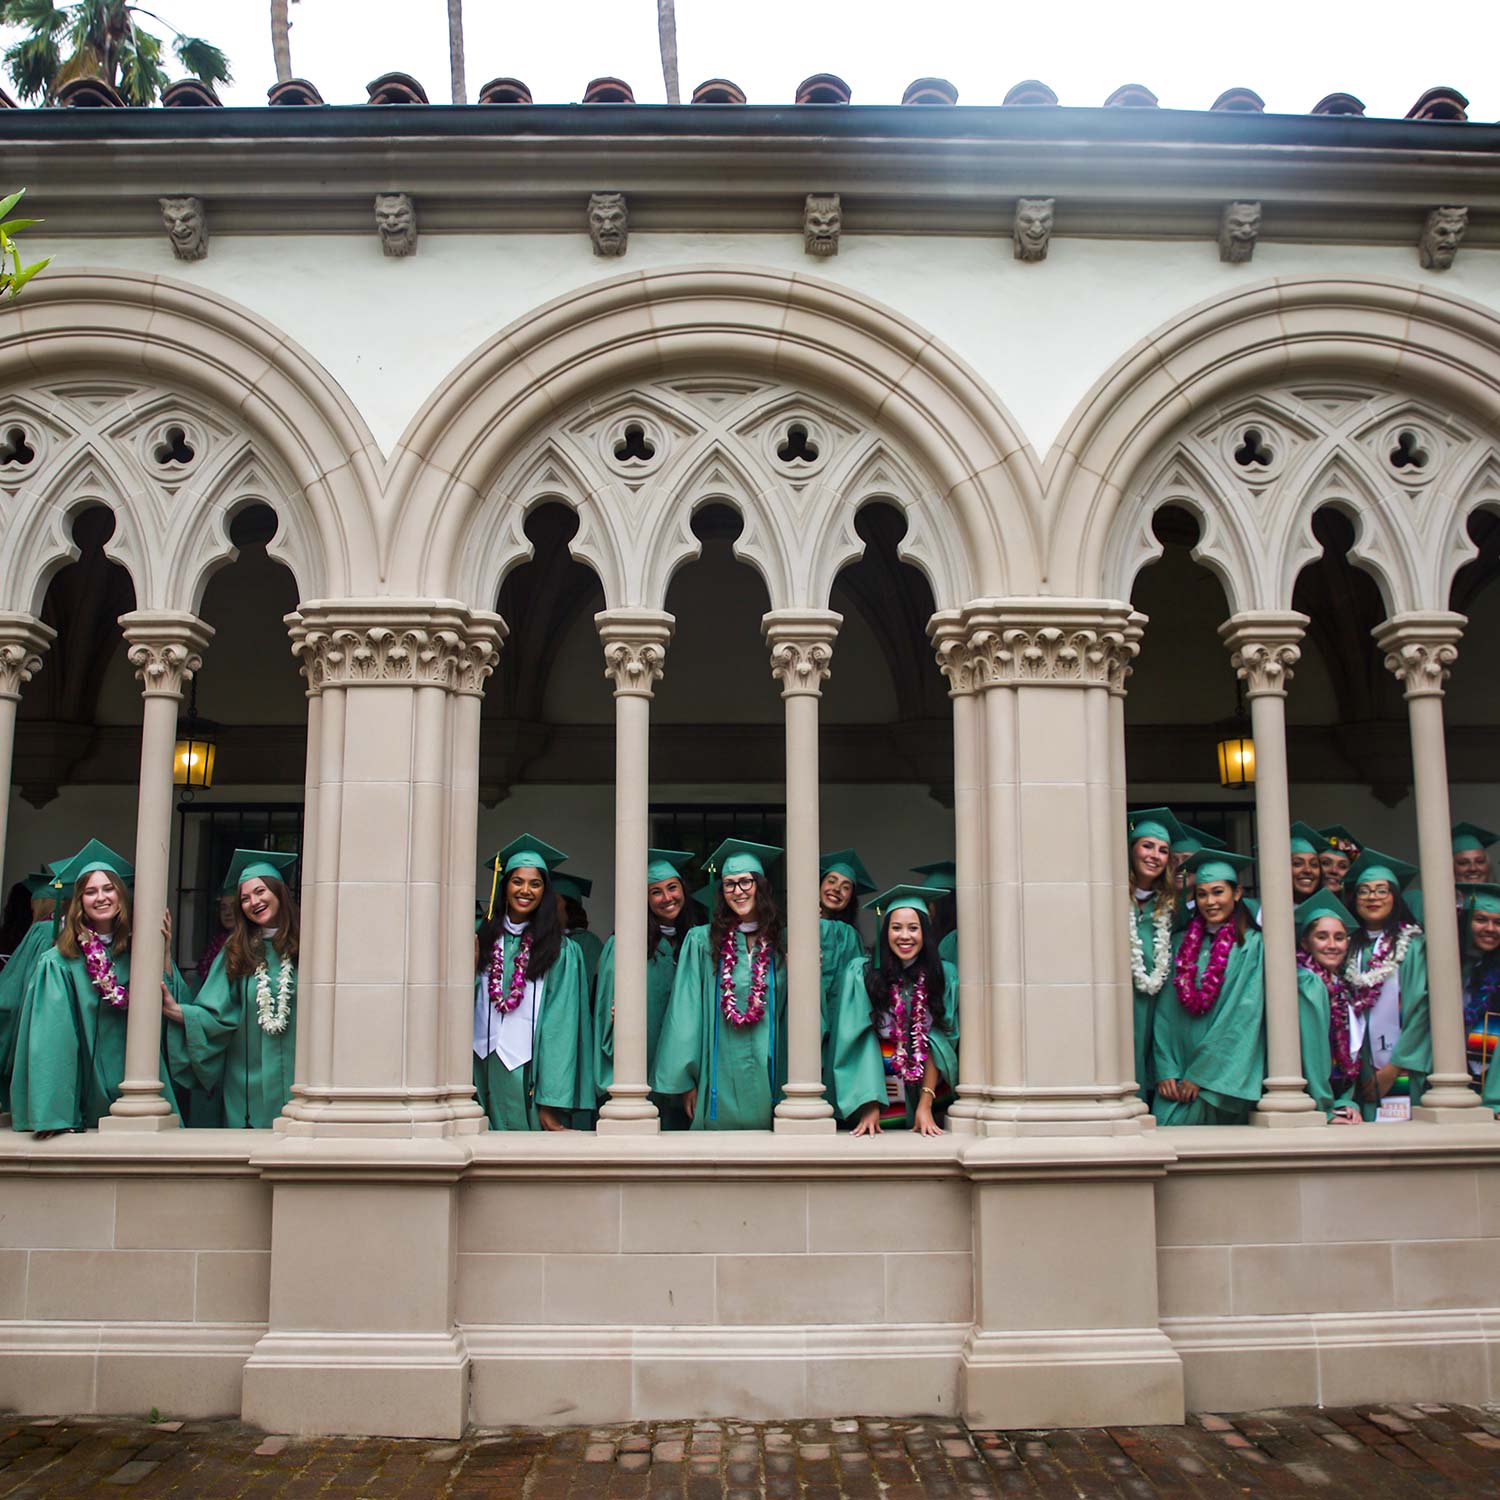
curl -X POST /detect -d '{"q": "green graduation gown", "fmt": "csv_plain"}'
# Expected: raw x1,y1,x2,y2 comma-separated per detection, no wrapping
1365,929,1430,1110
652,925,788,1130
593,930,690,1129
819,917,863,1096
474,930,589,1131
1130,897,1179,1101
9,940,186,1132
1151,921,1266,1127
1296,966,1361,1119
0,919,55,1112
165,946,297,1129
569,928,605,989
938,930,958,965
829,956,960,1128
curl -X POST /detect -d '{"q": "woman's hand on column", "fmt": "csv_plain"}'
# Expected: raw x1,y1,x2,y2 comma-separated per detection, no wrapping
1331,1105,1361,1125
537,1105,571,1131
913,1095,943,1136
850,1101,882,1136
160,981,184,1025
161,910,172,944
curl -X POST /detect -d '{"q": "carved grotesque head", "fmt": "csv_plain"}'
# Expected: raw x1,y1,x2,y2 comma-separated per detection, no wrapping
803,193,842,257
374,193,418,257
588,192,629,257
1420,205,1468,270
1218,200,1262,263
159,196,207,262
1013,197,1055,262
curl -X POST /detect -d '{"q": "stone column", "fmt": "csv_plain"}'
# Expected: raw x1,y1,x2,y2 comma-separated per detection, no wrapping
1375,612,1487,1120
931,613,988,1133
282,613,319,1125
764,609,840,1133
596,610,673,1134
102,612,213,1130
442,615,504,1129
0,613,53,885
1110,613,1149,1121
1219,613,1321,1127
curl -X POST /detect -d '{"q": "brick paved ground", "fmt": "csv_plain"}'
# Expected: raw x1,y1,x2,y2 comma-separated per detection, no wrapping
5,1406,1500,1498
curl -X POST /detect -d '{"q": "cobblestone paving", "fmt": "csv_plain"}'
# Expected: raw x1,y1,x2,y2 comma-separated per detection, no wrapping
5,1407,1500,1497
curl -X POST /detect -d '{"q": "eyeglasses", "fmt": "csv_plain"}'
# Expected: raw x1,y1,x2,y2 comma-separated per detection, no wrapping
722,876,757,895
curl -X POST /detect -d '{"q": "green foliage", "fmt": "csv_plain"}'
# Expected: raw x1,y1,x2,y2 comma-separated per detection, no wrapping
0,0,231,103
0,189,52,300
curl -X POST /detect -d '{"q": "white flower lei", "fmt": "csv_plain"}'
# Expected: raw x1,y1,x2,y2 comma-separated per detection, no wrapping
253,955,295,1035
1344,923,1421,991
1128,897,1175,996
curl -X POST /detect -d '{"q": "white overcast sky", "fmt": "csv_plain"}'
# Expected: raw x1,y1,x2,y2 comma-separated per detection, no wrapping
2,0,1497,119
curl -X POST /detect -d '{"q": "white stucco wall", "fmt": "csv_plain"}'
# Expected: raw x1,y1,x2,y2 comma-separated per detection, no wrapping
28,231,1500,465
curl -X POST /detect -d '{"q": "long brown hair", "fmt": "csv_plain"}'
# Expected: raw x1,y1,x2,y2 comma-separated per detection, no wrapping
56,872,132,960
223,877,300,979
707,872,784,963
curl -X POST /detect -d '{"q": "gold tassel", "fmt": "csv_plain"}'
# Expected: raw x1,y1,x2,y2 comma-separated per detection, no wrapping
487,860,501,921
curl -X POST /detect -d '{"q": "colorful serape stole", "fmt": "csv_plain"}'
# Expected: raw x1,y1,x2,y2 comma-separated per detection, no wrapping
877,1035,909,1127
1467,1013,1500,1081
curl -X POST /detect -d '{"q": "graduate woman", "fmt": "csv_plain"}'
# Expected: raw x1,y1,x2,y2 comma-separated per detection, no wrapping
474,835,590,1131
1318,826,1361,893
653,839,788,1130
817,849,873,1093
1293,888,1364,1123
1290,824,1332,902
1459,883,1500,1112
1453,824,1498,888
553,872,605,989
162,849,300,1129
9,839,186,1134
0,869,61,1114
1343,847,1429,1115
834,884,958,1136
594,848,698,1129
1151,849,1266,1126
1127,809,1186,1104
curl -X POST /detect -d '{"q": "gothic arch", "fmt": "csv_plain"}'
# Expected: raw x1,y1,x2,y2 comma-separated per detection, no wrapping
1047,277,1500,613
0,270,380,609
386,266,1043,610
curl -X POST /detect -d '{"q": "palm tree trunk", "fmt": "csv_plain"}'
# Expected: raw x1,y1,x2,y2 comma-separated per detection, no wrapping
447,0,466,104
656,0,680,104
270,0,292,83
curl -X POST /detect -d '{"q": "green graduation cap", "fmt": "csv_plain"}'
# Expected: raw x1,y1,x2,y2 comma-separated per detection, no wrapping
1173,821,1228,856
1289,822,1334,856
488,834,569,878
1182,848,1254,886
646,848,695,885
222,848,299,893
23,869,57,898
551,871,593,903
1459,882,1500,916
1452,822,1500,854
864,883,932,919
911,859,956,892
820,848,876,895
1318,825,1363,857
1127,807,1189,849
1347,846,1418,892
49,838,133,888
1294,887,1359,935
704,838,783,880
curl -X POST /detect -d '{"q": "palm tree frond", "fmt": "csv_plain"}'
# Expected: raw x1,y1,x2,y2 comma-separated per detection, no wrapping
3,33,62,100
172,33,231,86
0,0,68,34
115,29,168,103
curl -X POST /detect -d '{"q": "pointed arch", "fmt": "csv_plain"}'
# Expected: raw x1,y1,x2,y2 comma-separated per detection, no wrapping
387,265,1041,609
1047,276,1500,613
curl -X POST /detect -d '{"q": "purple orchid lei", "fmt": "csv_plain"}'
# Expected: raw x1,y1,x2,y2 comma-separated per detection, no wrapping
719,929,771,1028
1297,949,1371,1081
1173,914,1237,1016
888,968,932,1083
80,925,128,1009
488,928,532,1016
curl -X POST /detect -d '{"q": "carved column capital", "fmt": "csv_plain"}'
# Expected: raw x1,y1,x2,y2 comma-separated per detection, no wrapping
963,598,1134,688
0,612,55,701
1374,610,1465,699
1218,611,1309,698
597,609,674,699
293,600,496,694
763,609,841,699
1108,611,1147,699
929,611,983,697
119,610,214,699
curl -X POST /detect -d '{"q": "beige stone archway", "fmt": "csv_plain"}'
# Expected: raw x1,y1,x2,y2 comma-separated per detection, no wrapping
1043,275,1500,613
384,265,1044,610
0,269,383,608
